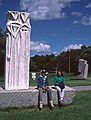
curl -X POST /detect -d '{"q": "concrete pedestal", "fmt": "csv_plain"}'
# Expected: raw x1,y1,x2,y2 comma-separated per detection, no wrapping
0,86,76,109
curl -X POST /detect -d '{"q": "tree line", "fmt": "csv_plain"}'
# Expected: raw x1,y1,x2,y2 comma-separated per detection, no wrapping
0,27,6,75
30,45,91,74
0,27,91,75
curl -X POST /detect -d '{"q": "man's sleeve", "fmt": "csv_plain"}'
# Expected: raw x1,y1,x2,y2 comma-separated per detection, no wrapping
46,77,49,86
37,78,43,88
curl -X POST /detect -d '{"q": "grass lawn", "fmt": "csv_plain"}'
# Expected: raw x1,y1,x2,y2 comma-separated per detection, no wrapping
0,74,91,120
29,72,91,86
0,73,91,87
0,91,91,120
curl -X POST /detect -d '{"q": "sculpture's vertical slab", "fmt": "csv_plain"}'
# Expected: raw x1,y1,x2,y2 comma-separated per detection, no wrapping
78,59,88,79
5,11,31,90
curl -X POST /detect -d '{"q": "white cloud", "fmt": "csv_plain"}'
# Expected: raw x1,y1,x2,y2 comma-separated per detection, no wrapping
71,12,82,17
20,0,80,20
30,41,50,52
73,16,91,26
85,2,91,8
63,44,82,51
73,20,79,24
81,16,91,26
53,51,58,56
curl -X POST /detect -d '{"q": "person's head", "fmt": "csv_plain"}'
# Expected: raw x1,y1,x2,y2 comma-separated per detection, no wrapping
40,69,46,77
56,70,64,77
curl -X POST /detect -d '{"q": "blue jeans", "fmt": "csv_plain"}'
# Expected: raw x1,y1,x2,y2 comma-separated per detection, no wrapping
38,87,52,102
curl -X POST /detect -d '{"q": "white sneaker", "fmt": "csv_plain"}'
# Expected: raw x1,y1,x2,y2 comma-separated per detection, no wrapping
61,97,63,100
59,98,63,102
39,101,43,109
49,100,54,108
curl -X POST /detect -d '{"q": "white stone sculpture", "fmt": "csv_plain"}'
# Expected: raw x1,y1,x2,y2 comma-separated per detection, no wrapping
31,73,36,80
78,59,88,79
5,11,31,90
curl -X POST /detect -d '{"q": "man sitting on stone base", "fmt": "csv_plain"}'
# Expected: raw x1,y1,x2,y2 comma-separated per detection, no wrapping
37,70,54,110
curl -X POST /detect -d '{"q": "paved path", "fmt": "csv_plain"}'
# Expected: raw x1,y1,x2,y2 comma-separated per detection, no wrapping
72,86,91,92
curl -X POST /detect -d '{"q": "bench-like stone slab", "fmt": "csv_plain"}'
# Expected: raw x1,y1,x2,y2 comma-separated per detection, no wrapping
0,86,76,109
39,86,76,105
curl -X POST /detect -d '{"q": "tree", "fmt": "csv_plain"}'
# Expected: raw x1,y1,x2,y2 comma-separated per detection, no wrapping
30,45,91,73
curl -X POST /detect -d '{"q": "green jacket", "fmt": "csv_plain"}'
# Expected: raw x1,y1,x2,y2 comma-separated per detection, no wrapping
54,76,65,86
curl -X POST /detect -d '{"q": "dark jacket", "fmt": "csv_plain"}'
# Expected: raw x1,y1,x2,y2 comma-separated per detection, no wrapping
37,75,49,88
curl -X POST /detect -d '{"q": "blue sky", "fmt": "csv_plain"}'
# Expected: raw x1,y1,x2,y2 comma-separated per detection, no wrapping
0,0,91,56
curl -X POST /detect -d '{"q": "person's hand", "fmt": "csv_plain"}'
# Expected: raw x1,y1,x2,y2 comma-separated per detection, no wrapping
42,87,48,91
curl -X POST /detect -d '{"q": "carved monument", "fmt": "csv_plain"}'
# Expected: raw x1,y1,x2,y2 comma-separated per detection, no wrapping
5,11,31,90
0,11,75,109
78,59,88,79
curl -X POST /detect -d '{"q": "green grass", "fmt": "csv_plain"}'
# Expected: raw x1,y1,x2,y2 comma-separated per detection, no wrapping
0,91,91,120
30,72,91,86
0,73,91,87
0,74,91,120
64,73,91,86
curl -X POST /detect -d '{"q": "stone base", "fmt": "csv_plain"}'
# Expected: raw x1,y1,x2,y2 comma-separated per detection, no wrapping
0,86,76,109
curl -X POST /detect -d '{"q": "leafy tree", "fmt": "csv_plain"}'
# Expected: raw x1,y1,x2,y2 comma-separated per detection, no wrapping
30,45,91,74
0,27,6,75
